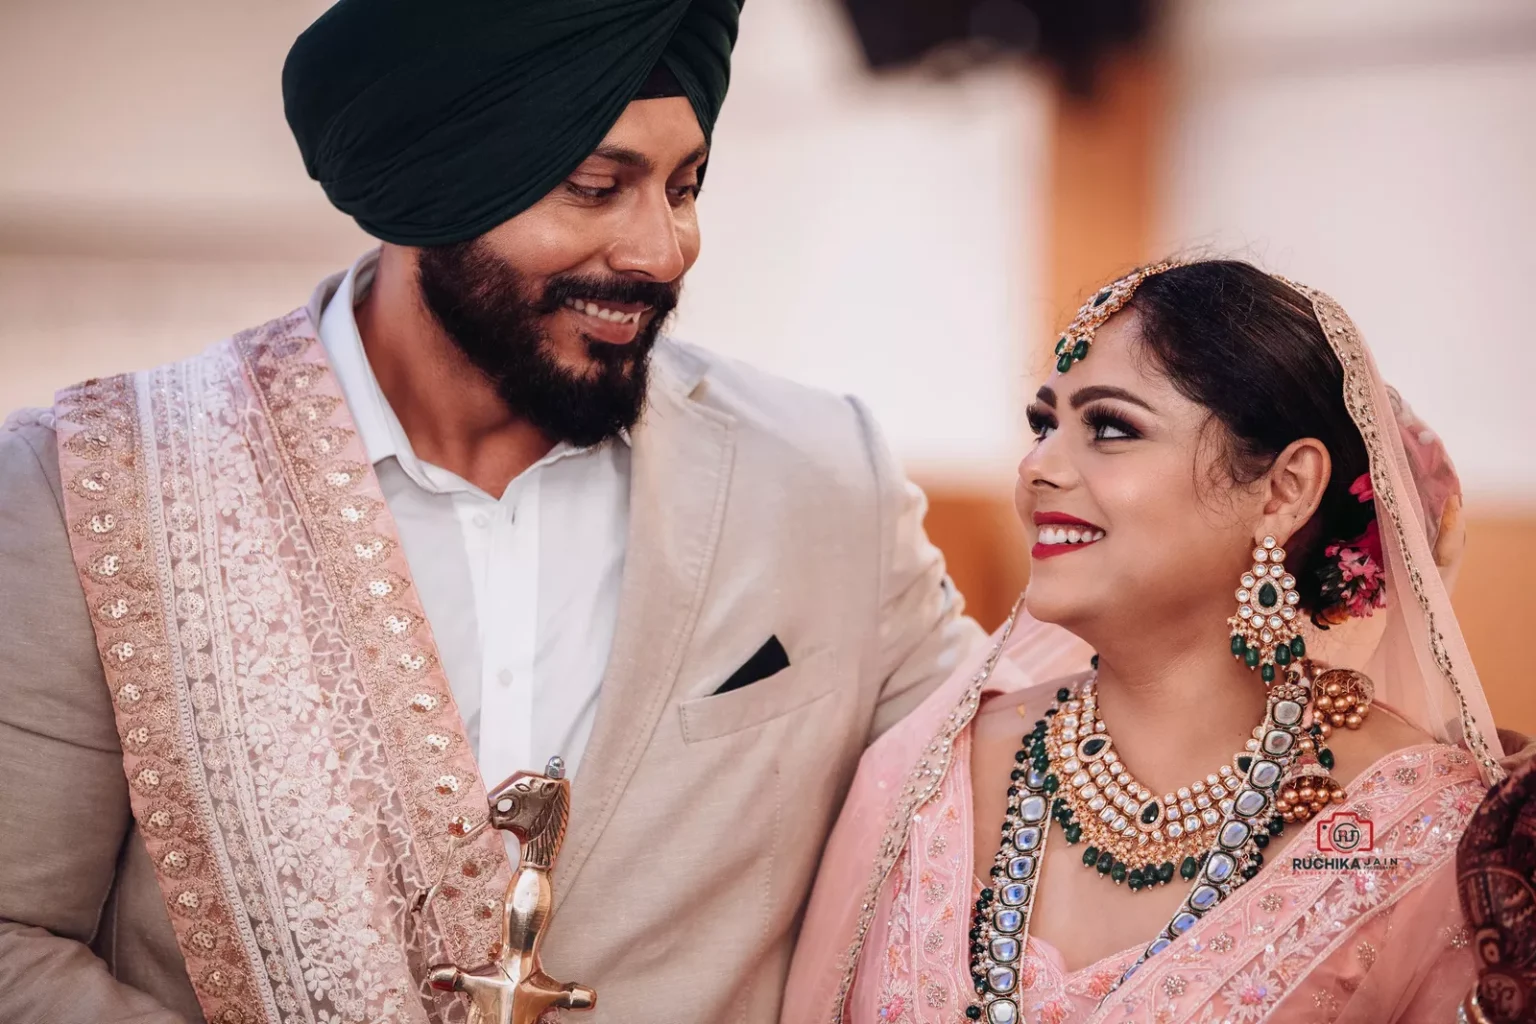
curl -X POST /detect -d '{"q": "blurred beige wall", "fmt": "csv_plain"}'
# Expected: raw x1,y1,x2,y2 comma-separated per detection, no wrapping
1160,0,1536,504
0,0,365,409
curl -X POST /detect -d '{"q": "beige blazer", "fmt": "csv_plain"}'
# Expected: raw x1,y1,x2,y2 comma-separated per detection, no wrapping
0,287,983,1024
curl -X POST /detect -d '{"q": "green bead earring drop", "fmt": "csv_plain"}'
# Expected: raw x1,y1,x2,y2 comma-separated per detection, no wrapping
1227,536,1304,682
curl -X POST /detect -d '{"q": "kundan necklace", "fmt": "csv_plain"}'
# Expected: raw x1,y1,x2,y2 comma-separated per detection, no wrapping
1047,680,1246,890
965,661,1342,1023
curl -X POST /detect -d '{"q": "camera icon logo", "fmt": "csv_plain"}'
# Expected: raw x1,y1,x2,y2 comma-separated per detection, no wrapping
1316,810,1374,854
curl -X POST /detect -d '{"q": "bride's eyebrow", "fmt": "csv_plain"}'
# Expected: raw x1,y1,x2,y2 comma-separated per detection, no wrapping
1068,384,1155,412
1034,386,1057,407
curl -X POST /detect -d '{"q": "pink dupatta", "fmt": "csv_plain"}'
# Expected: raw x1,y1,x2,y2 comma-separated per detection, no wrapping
782,280,1507,1024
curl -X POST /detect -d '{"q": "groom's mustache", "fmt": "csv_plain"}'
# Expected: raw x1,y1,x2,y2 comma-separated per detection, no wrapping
535,272,682,323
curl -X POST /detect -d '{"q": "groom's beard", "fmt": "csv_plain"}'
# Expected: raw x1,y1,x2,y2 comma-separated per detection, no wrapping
417,240,679,448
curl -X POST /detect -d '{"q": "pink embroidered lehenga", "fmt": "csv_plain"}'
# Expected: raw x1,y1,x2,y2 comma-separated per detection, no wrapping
782,283,1510,1024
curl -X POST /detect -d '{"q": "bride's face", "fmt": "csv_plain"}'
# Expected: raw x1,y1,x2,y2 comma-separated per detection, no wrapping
1016,312,1267,640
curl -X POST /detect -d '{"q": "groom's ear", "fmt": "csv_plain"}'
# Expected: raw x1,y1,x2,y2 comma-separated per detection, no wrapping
713,636,790,695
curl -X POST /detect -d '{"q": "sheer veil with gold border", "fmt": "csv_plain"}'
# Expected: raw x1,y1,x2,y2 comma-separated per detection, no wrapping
1283,280,1505,785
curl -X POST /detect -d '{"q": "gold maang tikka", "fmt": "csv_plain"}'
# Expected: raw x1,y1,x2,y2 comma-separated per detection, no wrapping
1053,261,1180,373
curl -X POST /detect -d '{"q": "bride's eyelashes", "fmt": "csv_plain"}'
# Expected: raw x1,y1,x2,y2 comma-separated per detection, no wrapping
1081,405,1142,443
1026,403,1143,444
1026,404,1057,441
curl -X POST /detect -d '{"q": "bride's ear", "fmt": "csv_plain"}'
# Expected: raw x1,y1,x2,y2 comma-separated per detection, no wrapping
1259,438,1330,543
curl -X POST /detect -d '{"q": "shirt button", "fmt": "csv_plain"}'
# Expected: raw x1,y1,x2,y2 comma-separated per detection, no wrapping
497,669,513,688
472,513,490,529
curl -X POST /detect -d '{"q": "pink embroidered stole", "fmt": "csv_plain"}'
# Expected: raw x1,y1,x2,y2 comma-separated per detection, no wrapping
54,311,510,1024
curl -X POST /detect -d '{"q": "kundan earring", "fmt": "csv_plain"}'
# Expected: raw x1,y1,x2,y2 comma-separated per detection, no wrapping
1229,536,1305,683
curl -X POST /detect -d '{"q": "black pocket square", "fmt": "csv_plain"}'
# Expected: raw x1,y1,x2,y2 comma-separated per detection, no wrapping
714,636,790,695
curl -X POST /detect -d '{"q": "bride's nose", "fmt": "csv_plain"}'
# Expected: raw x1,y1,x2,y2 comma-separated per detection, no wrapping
1018,437,1073,494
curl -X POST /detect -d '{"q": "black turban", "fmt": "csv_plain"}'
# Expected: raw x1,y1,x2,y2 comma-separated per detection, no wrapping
283,0,743,246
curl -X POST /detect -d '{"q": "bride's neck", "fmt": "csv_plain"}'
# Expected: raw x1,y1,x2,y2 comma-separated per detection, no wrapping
1085,617,1269,797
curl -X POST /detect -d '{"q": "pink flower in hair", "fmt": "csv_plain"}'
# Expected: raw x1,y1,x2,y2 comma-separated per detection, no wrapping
1343,566,1386,619
1357,518,1383,567
1321,519,1387,622
1349,472,1374,504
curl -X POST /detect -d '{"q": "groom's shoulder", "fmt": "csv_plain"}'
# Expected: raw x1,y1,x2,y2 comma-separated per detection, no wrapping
654,338,880,469
1,407,62,493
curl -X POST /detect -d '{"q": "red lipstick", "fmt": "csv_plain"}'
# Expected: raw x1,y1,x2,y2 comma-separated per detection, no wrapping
1031,511,1105,560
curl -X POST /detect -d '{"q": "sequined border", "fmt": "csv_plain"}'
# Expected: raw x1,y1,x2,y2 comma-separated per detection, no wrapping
1287,284,1504,785
827,600,1024,1022
232,311,510,962
56,373,267,1024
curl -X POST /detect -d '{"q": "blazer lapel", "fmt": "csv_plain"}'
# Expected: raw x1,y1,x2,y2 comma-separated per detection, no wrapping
552,343,736,908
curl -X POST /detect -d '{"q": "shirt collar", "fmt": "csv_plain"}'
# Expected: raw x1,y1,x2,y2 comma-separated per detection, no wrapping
316,249,626,497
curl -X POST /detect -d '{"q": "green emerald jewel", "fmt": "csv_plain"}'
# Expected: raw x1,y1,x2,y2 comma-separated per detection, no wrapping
1230,634,1246,656
1319,748,1335,770
1110,863,1127,884
1261,663,1276,683
1072,338,1089,360
1291,636,1307,658
1139,800,1160,825
1275,644,1292,665
1055,336,1068,355
1083,846,1100,867
1243,648,1261,669
1258,582,1279,608
1180,856,1199,879
1093,288,1112,307
1056,353,1073,373
1080,736,1108,757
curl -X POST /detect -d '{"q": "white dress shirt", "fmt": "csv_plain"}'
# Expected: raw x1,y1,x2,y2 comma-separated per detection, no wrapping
318,251,629,783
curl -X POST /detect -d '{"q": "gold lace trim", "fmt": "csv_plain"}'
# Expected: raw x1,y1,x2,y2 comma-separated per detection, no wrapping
56,372,266,1024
